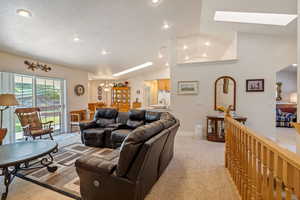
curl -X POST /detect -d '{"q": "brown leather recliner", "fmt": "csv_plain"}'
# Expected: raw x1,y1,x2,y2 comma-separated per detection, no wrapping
75,113,180,200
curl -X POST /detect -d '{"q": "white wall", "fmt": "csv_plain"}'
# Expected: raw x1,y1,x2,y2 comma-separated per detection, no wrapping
0,51,89,132
88,80,112,105
276,69,297,103
171,33,297,137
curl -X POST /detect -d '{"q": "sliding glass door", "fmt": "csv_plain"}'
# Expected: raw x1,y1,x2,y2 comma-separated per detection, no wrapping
36,77,64,132
14,74,34,139
14,74,66,140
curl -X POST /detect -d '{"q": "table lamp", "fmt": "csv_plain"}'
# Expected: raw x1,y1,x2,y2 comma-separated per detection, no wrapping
0,94,19,145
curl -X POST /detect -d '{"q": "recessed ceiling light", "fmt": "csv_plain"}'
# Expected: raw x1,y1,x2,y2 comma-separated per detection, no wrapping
149,0,163,7
162,22,171,30
165,62,169,67
73,37,80,42
214,11,297,26
101,49,108,55
183,45,188,50
113,62,153,77
202,53,208,58
184,56,190,61
205,41,211,46
16,9,32,18
292,64,298,67
158,53,163,59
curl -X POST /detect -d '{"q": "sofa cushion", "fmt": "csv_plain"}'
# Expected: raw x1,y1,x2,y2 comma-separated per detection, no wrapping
75,150,119,174
94,108,118,127
83,128,105,139
160,112,176,129
111,129,132,143
116,112,129,124
126,120,144,129
96,118,115,127
145,111,161,123
94,108,118,120
116,121,164,177
129,110,146,121
125,110,146,129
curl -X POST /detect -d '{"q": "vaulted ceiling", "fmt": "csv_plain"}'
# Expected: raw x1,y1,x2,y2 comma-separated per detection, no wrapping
0,0,202,77
0,0,297,79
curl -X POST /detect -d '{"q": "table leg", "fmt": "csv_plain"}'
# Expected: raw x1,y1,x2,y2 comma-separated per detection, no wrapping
40,153,58,173
1,168,11,200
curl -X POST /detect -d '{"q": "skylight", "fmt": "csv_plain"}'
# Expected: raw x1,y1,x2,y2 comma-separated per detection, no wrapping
112,62,153,77
214,11,297,26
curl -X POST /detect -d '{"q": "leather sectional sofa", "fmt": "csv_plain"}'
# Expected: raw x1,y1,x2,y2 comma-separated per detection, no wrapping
75,108,180,200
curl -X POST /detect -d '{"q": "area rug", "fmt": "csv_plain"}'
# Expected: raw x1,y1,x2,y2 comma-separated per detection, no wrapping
16,143,119,200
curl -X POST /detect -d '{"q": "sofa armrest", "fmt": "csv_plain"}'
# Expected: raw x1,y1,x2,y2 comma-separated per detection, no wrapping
75,156,117,174
106,123,128,129
79,120,98,131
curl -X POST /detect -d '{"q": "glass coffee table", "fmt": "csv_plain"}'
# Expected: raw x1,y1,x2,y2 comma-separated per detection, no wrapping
0,140,58,200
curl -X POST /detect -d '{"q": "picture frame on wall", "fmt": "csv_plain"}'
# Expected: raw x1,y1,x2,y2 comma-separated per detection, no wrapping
178,81,199,95
246,79,264,92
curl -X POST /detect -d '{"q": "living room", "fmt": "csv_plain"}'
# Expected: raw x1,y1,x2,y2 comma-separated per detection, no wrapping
1,0,300,200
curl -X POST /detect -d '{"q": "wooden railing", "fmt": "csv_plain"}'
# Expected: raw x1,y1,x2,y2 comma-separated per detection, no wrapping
225,116,300,200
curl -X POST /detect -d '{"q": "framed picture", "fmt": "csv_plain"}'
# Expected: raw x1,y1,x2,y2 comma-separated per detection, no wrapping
246,79,264,92
178,81,199,95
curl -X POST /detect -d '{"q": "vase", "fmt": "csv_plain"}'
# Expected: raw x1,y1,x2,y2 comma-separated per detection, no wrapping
0,128,7,145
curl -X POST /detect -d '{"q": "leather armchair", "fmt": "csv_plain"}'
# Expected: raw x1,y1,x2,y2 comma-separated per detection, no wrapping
80,108,118,147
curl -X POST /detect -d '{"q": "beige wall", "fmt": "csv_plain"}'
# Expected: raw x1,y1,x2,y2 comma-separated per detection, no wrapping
171,33,297,137
0,51,89,132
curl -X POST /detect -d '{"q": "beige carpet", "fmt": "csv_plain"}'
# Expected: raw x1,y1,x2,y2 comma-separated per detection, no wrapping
0,133,239,200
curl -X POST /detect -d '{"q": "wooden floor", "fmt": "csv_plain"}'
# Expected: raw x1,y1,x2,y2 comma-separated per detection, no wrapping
0,133,240,200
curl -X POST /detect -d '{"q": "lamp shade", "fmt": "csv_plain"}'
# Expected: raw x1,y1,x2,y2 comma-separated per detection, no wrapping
0,94,19,106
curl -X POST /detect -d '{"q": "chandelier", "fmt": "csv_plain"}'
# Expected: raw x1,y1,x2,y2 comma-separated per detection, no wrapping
100,81,114,92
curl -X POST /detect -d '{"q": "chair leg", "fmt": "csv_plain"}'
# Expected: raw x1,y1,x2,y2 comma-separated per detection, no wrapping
70,124,73,133
49,133,53,140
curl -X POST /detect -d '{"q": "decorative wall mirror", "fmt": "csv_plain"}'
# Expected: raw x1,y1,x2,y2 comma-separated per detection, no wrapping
214,76,236,111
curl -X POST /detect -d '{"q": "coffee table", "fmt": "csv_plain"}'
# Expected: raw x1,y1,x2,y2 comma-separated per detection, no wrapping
0,140,58,200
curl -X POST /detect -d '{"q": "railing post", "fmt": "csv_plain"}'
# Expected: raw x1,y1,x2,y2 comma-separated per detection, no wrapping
225,117,300,200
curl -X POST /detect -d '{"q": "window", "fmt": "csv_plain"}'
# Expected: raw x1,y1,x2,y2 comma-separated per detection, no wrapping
13,74,66,140
14,75,33,139
36,77,64,132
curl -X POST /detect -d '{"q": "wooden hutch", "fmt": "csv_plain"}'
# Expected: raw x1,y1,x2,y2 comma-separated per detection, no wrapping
207,115,247,142
111,87,131,112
